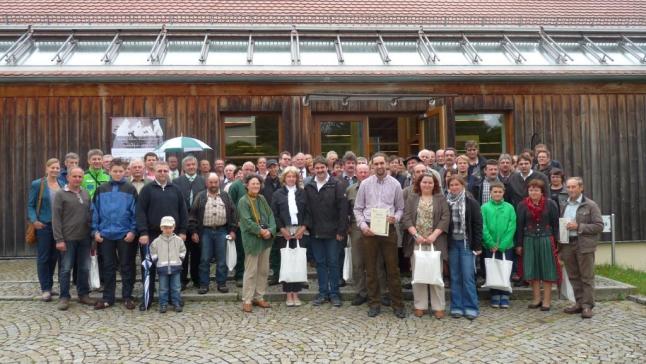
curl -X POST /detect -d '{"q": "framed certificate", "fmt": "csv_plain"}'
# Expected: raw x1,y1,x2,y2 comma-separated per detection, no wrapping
559,218,570,244
370,208,389,237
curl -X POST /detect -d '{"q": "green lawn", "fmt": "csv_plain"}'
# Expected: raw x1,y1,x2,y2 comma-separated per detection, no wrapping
596,264,646,295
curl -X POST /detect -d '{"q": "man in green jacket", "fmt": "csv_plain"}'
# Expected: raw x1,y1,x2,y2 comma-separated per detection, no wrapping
81,149,110,200
481,182,516,309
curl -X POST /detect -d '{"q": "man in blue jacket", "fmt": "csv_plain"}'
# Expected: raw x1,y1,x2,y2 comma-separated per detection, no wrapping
92,158,138,310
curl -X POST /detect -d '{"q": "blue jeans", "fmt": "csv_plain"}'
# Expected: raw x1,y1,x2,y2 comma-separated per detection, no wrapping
59,238,91,299
310,237,341,299
484,249,513,299
35,223,59,292
199,227,228,287
449,240,479,317
158,272,181,306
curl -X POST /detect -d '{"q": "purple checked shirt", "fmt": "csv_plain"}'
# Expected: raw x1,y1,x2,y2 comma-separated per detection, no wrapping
353,174,405,230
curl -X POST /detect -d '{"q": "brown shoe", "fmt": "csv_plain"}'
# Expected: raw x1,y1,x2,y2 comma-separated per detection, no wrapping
79,295,97,306
434,310,445,320
581,308,594,319
413,309,426,318
242,303,253,313
252,300,271,308
563,305,583,314
57,298,70,311
124,299,136,310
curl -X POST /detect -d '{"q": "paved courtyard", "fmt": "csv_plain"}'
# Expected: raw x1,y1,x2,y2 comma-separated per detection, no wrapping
0,260,644,363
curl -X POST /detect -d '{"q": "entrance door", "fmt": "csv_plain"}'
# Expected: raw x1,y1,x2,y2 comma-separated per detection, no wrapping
419,105,447,152
315,115,366,156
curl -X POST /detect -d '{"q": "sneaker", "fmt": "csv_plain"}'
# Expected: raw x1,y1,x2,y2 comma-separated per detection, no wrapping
311,296,329,306
351,295,368,306
330,296,342,307
286,299,295,307
499,296,510,309
198,287,209,295
57,298,70,311
393,307,407,319
367,306,381,317
490,295,500,308
293,297,302,307
159,305,167,313
174,305,183,313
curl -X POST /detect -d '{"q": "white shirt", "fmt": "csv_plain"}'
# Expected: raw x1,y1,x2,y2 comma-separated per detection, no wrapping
563,194,583,237
316,175,329,192
521,169,534,181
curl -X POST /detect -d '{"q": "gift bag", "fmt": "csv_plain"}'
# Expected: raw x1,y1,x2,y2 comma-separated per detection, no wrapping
279,240,308,283
89,254,101,290
560,267,576,303
412,244,444,286
226,237,237,272
482,253,513,293
342,246,352,281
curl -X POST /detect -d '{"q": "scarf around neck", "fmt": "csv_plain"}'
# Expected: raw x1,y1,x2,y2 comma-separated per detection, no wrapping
524,195,546,223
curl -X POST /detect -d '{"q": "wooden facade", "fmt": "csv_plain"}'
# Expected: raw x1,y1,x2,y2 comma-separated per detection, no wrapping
1,82,645,256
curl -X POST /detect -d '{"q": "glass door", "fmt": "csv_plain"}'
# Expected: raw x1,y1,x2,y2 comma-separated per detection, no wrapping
420,105,446,151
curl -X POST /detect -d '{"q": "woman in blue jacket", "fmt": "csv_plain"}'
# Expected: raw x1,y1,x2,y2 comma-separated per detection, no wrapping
28,158,64,302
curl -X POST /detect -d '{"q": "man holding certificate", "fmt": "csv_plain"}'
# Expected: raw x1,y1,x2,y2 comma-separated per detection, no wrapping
354,152,406,319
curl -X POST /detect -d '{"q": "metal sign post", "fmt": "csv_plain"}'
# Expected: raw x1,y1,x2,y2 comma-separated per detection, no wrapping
602,214,616,266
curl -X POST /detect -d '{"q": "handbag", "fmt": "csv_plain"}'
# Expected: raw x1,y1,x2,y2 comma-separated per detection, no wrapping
412,244,444,286
25,178,46,246
482,252,513,293
560,266,576,303
279,239,308,283
342,242,352,282
226,236,237,272
89,253,101,290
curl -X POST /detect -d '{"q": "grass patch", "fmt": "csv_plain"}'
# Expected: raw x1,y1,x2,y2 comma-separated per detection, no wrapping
596,264,646,295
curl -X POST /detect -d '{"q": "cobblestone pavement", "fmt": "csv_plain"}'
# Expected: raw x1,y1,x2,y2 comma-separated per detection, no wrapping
0,299,644,362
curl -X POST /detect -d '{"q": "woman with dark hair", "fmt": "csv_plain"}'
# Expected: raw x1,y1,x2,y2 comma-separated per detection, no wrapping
28,158,64,302
549,169,568,209
445,175,483,320
402,172,450,319
238,174,277,313
271,166,308,307
516,179,561,311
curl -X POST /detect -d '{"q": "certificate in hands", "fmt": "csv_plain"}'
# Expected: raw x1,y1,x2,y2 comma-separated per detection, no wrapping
559,218,570,244
370,208,389,237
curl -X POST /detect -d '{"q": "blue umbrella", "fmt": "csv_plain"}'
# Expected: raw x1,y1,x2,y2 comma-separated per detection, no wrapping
141,245,153,310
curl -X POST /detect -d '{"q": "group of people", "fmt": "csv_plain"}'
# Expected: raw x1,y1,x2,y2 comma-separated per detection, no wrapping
27,141,604,319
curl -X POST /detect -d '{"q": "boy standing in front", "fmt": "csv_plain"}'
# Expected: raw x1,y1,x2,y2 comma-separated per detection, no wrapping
150,216,186,313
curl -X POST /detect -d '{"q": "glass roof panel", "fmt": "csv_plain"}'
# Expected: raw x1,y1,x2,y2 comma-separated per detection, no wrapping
111,41,153,66
431,42,472,66
474,42,516,66
340,40,383,66
0,41,12,58
253,40,291,66
19,41,60,66
163,40,202,66
384,41,425,66
559,42,598,65
64,41,110,66
300,40,339,66
204,40,247,66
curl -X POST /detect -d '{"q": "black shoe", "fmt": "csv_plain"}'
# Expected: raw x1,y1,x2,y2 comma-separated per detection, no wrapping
301,282,310,289
198,287,209,295
159,305,167,313
393,307,407,319
217,285,229,293
402,282,412,290
330,296,342,307
312,296,329,306
381,296,392,307
174,305,183,313
179,299,185,307
351,295,368,306
139,303,147,311
339,279,347,288
181,282,188,291
268,277,280,286
236,280,243,288
367,306,381,317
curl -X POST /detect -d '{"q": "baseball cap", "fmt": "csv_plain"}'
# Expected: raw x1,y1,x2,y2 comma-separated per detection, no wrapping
160,216,175,227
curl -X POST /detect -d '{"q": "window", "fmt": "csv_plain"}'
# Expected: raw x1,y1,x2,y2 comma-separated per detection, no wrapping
223,115,280,163
455,113,506,157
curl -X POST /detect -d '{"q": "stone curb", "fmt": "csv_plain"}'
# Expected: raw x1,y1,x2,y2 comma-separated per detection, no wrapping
627,295,646,305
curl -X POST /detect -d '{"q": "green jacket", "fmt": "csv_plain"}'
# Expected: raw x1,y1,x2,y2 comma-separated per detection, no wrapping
82,168,110,199
228,179,247,206
237,194,276,256
481,199,516,251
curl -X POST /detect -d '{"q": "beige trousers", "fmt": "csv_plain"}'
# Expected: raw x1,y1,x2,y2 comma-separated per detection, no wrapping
242,247,271,304
410,251,446,311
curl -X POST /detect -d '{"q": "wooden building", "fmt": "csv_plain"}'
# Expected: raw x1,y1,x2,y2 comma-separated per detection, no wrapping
1,1,646,256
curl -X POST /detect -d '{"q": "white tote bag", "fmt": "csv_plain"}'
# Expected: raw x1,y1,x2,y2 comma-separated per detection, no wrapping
342,246,352,281
279,240,308,283
482,253,513,293
412,244,444,286
89,254,101,290
560,267,576,303
226,237,237,272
